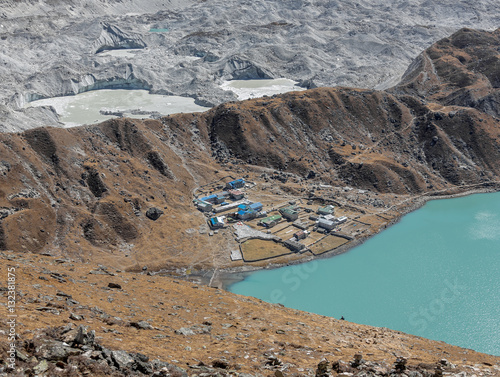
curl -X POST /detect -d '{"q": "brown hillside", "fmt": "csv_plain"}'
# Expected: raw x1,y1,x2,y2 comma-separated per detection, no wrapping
392,27,500,117
0,27,499,377
0,29,498,271
0,253,498,376
1,92,500,269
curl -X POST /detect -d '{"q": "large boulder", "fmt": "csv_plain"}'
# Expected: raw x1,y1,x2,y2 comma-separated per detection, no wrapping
36,339,82,361
146,207,164,221
73,325,95,346
111,350,135,369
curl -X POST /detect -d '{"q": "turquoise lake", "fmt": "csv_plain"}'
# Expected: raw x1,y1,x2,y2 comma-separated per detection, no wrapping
229,192,500,356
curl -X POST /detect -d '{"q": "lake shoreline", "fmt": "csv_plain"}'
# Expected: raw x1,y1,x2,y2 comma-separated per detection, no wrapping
219,185,500,356
210,184,500,291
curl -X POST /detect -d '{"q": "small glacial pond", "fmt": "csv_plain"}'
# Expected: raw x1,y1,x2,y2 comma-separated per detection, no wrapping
221,78,306,100
27,89,210,127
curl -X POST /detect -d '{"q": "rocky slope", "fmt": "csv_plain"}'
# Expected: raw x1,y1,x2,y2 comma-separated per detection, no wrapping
0,24,499,377
0,252,499,376
0,28,500,273
392,28,500,118
1,0,500,131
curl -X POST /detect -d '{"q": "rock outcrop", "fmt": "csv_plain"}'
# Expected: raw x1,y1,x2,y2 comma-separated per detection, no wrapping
3,323,188,376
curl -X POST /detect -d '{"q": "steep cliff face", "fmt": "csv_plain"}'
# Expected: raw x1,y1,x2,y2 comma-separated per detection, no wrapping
93,23,147,53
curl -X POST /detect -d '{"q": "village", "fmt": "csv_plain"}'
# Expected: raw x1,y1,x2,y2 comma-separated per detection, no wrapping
192,177,375,263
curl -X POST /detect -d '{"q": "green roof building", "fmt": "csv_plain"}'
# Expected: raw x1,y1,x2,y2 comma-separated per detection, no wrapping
194,199,213,212
260,214,282,228
317,205,335,215
279,205,299,221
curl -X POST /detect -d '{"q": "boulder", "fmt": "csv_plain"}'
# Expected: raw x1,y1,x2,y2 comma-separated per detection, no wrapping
332,360,352,374
266,356,282,367
33,360,49,374
131,352,149,363
73,325,95,346
146,207,164,220
351,353,364,368
394,356,407,372
15,349,29,362
111,350,135,369
316,358,330,377
150,360,188,377
212,359,229,369
130,320,153,330
175,324,211,336
37,339,81,361
175,327,195,336
69,313,83,321
134,360,154,374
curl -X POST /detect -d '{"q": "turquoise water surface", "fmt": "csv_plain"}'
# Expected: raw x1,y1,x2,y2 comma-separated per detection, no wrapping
229,192,500,355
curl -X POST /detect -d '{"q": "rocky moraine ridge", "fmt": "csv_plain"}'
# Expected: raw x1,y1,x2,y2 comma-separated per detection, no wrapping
1,0,500,131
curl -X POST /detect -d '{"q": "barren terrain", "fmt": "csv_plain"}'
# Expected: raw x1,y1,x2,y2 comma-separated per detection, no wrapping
1,28,500,274
0,17,499,377
1,0,500,131
1,253,499,376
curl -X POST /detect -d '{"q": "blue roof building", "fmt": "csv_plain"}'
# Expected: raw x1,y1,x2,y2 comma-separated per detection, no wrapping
237,208,256,220
249,202,263,212
200,194,218,203
226,179,245,190
209,216,225,229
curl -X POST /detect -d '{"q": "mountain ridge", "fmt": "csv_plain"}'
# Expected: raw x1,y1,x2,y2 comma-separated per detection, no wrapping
1,28,500,272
